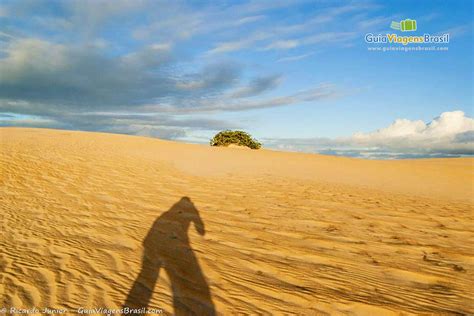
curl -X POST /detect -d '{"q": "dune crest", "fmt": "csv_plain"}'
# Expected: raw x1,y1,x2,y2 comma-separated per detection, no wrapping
1,128,473,315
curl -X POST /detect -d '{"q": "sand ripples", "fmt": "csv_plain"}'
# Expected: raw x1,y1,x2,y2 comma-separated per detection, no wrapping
1,128,473,315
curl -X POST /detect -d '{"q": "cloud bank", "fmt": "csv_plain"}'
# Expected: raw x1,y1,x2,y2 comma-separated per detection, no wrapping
0,0,352,139
0,34,338,138
265,111,474,159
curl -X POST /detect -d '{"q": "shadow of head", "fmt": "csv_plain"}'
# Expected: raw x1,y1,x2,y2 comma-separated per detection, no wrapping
166,196,205,236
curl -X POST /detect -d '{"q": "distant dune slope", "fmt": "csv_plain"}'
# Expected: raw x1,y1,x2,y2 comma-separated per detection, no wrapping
1,128,473,315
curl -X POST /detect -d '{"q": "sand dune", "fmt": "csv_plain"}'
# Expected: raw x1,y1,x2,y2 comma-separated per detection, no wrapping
1,127,473,315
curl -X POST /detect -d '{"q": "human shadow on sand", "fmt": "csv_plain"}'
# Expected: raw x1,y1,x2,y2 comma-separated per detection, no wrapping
123,197,215,315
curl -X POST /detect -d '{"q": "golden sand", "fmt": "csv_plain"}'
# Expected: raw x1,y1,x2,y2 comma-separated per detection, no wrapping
1,128,473,315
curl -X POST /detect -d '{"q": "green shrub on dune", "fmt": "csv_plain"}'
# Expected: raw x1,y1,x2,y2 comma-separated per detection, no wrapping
210,130,262,149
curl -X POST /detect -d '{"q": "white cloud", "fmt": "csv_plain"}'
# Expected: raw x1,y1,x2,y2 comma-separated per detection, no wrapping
234,15,266,26
265,111,474,158
356,16,394,30
143,83,340,113
437,24,472,39
277,52,314,63
203,2,376,55
206,32,271,54
263,32,357,51
0,39,70,79
356,111,471,140
263,40,300,50
206,39,251,54
0,31,15,39
0,115,57,127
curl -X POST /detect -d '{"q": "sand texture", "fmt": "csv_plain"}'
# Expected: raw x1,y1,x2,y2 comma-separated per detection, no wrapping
1,128,473,315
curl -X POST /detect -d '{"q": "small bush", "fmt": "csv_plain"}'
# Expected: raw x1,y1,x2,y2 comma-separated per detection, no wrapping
210,130,262,149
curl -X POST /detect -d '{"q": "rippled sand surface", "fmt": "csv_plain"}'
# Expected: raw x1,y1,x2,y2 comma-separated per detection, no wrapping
1,128,473,315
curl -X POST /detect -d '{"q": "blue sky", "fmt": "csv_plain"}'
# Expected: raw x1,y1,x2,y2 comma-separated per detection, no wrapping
0,0,472,158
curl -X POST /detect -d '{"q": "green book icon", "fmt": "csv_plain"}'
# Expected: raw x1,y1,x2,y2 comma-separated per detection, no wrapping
390,19,417,32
